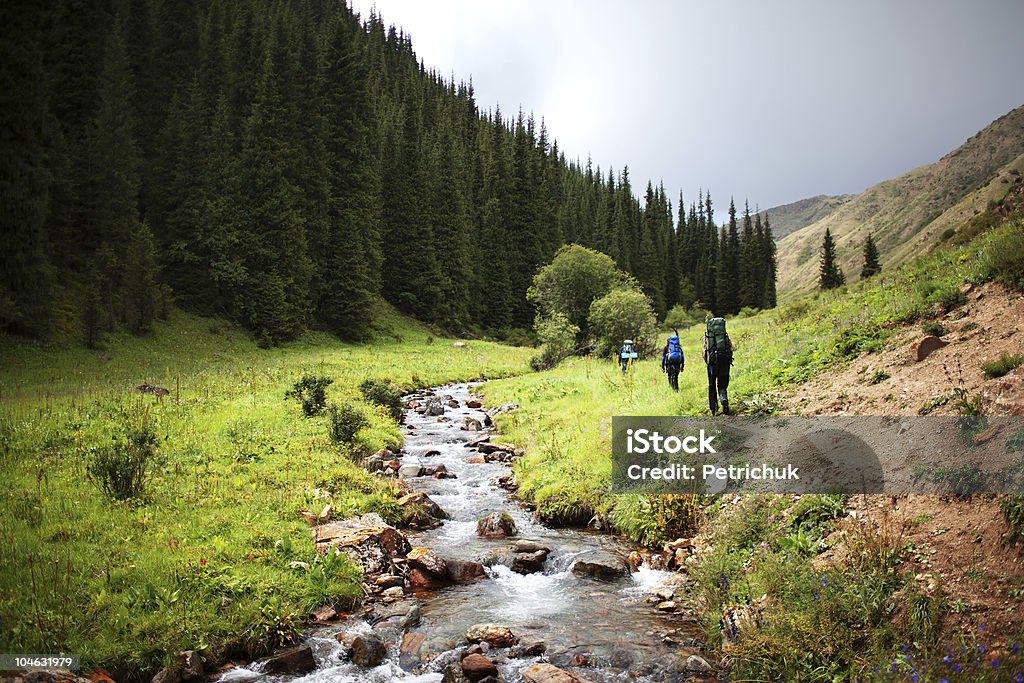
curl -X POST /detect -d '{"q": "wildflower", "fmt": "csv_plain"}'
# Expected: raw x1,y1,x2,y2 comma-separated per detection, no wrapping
1014,673,1023,683
1012,643,1021,655
940,679,949,683
942,655,951,664
200,557,206,566
992,659,1000,669
910,675,919,682
980,644,987,654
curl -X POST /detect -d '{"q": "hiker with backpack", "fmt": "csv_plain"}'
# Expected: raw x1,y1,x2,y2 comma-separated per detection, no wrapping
703,317,734,415
617,339,637,374
661,330,684,391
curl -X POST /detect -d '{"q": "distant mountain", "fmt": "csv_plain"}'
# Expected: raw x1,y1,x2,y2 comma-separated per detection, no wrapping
757,194,854,241
775,105,1024,298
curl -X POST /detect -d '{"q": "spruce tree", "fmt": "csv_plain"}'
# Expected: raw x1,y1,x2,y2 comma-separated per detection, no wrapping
819,227,845,290
861,233,881,279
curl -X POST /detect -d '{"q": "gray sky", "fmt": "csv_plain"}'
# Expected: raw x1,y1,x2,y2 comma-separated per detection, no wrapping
350,0,1024,220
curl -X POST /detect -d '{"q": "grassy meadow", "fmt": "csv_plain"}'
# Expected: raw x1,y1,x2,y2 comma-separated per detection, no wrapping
0,304,531,678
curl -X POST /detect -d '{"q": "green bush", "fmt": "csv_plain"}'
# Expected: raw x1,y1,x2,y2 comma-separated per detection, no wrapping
530,312,579,371
285,374,334,417
326,403,368,445
587,288,658,357
925,285,966,313
982,353,1024,379
920,320,945,337
86,410,162,501
359,378,404,421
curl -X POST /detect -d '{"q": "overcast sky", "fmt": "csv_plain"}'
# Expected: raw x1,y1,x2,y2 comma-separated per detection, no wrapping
349,0,1024,219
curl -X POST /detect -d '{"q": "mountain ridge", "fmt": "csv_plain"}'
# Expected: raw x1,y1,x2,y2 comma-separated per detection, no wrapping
775,104,1024,298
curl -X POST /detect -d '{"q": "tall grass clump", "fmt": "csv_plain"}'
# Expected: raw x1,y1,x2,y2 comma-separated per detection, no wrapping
86,405,162,501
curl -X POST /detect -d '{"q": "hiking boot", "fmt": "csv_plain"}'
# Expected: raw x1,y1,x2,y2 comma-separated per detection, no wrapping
721,401,730,415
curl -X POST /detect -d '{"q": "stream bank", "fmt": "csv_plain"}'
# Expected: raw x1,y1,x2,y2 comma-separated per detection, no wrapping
215,383,711,683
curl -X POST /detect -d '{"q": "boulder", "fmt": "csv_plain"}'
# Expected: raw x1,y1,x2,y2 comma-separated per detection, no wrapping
909,335,947,362
407,546,447,576
462,417,483,431
256,645,316,675
477,442,517,455
982,366,1024,416
421,464,450,477
571,549,631,581
425,398,446,416
397,491,450,529
175,651,204,680
461,654,499,682
488,403,519,416
314,513,411,577
400,630,426,655
448,399,460,409
466,623,519,648
523,663,592,683
351,633,388,667
399,464,425,478
446,559,488,583
467,434,491,448
466,399,483,409
510,641,547,658
477,511,517,538
407,567,448,589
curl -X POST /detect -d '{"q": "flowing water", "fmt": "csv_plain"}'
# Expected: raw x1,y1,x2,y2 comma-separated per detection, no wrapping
219,384,702,682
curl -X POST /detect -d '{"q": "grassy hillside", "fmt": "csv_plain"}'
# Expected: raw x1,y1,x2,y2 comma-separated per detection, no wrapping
0,305,531,679
776,105,1024,298
756,193,854,240
480,219,1024,679
482,220,1021,527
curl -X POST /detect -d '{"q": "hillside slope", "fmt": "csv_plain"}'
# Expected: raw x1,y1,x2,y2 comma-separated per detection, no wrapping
757,193,854,240
776,105,1024,298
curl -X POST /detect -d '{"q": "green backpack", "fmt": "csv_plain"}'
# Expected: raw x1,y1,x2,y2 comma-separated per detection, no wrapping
706,317,731,361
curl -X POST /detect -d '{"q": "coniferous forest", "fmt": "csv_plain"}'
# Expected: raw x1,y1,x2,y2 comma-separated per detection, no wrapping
1,0,777,346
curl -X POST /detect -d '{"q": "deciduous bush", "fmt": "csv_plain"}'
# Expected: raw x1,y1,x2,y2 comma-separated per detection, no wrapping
327,403,367,445
285,374,333,417
529,313,579,371
587,288,658,357
359,378,404,421
87,409,162,501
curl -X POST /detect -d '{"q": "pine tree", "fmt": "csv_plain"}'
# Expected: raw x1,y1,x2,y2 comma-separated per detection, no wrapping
819,227,845,290
861,233,881,279
83,13,160,336
762,214,778,308
0,4,54,336
715,198,740,314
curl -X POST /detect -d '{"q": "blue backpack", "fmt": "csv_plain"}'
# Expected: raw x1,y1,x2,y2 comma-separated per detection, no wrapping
667,335,682,362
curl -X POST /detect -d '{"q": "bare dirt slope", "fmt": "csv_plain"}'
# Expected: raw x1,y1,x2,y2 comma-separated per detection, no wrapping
787,282,1024,645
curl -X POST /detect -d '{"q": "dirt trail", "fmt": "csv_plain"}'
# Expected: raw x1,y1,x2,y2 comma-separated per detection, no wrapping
785,282,1024,644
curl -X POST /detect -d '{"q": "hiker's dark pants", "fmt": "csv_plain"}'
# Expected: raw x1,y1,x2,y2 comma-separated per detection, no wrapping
707,359,731,414
665,359,682,391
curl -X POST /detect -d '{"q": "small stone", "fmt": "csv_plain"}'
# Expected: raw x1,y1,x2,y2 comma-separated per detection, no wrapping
256,645,316,675
477,511,517,538
408,546,448,576
685,654,713,673
466,623,518,648
466,399,483,409
401,604,422,628
655,600,677,611
909,335,947,362
461,653,499,682
312,605,337,622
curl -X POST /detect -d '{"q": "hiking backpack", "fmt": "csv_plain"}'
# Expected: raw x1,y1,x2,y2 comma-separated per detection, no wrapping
667,335,682,362
706,317,731,362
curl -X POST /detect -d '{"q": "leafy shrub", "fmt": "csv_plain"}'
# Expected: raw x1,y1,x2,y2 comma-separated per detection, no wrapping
587,288,658,357
87,410,162,501
285,374,334,417
869,369,890,384
925,285,966,313
359,378,404,421
789,494,847,535
327,403,368,445
931,463,987,496
982,353,1024,379
530,312,579,371
920,320,945,337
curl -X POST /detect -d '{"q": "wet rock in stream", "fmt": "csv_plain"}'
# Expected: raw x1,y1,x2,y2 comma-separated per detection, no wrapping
476,511,517,538
570,549,632,581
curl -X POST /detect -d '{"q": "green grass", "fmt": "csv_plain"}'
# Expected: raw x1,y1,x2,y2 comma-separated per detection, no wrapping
0,305,531,679
983,353,1024,379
